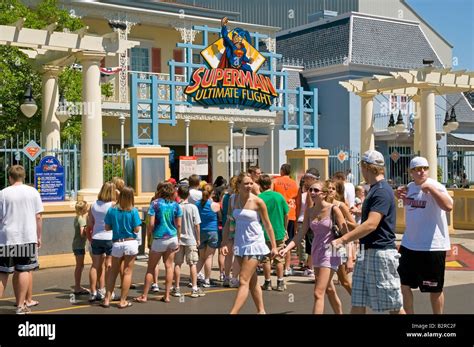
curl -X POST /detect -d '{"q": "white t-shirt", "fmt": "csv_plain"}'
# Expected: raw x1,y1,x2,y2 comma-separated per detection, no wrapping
344,182,356,208
0,184,44,245
180,202,201,246
297,192,307,223
188,188,203,205
401,178,451,251
91,201,114,240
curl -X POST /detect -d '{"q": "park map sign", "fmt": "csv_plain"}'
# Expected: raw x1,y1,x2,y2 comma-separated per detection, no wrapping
185,17,277,110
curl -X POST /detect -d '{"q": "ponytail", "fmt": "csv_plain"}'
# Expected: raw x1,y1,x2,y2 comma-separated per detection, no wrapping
200,184,214,207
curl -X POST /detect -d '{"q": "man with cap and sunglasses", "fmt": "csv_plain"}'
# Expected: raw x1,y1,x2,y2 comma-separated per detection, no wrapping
395,157,452,314
332,150,405,314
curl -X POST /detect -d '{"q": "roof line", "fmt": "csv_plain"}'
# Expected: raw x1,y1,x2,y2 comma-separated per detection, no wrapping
68,1,280,33
401,0,453,48
277,11,422,38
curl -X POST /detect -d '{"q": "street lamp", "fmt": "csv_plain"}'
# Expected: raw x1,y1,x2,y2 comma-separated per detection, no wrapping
395,109,406,132
55,94,70,123
20,84,38,118
387,112,396,134
443,107,459,133
448,107,459,132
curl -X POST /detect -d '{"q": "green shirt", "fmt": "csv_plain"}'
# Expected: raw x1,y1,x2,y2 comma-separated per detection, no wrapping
258,190,289,242
72,215,87,250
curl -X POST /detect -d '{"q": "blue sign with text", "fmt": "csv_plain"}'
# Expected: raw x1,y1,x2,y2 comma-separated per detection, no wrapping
34,156,65,201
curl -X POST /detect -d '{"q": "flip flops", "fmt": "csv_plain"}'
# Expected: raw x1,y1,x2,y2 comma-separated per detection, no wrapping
100,302,110,308
133,296,147,303
73,289,90,295
160,297,170,303
15,301,39,308
118,301,133,309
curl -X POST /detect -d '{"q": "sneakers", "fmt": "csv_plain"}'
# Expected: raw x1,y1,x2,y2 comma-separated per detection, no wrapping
303,268,315,277
16,306,31,315
111,291,116,301
170,287,181,297
229,278,240,288
201,279,211,288
283,268,293,277
150,283,160,293
190,287,206,298
219,271,225,282
97,288,105,301
276,280,286,291
89,292,98,302
197,272,205,281
223,277,230,288
261,280,272,291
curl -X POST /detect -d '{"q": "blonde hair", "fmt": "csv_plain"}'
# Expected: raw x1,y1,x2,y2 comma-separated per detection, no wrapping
236,172,252,189
323,180,335,203
118,186,135,211
8,165,25,182
97,182,117,202
361,161,385,176
75,201,88,216
229,175,238,193
200,184,214,207
112,177,125,192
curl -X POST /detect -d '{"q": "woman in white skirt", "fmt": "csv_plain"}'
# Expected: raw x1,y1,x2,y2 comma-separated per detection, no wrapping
221,173,278,314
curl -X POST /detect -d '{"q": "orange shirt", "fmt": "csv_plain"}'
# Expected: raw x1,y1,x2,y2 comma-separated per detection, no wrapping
273,175,298,221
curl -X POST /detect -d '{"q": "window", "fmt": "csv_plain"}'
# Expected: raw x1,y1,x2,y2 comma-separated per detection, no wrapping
192,53,202,65
130,47,150,72
173,48,184,75
151,48,161,73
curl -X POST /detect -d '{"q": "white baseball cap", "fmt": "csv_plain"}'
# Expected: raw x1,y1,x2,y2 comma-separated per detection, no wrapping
410,156,429,170
360,150,385,167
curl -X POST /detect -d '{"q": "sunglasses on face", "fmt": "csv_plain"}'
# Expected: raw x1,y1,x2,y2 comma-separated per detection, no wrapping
308,187,321,193
412,166,429,172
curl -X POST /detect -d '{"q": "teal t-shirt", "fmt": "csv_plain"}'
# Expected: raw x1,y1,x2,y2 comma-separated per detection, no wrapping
104,207,142,241
258,190,289,241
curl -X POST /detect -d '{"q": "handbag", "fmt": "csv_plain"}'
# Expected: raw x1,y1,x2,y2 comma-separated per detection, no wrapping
331,205,342,239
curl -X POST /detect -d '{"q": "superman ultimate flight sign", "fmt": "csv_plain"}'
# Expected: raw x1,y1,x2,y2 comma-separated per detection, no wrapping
184,17,278,110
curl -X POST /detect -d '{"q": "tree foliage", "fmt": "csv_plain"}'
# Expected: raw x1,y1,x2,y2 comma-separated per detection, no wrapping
0,0,84,143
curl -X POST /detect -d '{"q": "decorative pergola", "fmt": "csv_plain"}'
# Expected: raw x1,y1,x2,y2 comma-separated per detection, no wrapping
340,67,474,179
0,19,138,200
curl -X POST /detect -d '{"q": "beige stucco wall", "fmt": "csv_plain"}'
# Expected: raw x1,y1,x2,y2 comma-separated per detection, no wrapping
358,0,452,67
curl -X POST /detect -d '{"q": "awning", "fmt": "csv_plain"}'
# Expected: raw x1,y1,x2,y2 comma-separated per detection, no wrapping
447,134,474,150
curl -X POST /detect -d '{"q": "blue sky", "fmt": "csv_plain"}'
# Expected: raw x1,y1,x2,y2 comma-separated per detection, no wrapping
407,0,473,70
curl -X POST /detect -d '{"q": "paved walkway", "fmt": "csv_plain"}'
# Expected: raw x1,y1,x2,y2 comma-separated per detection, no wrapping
0,230,472,314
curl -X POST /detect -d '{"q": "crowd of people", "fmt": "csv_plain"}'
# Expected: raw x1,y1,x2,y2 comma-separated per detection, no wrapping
0,149,453,314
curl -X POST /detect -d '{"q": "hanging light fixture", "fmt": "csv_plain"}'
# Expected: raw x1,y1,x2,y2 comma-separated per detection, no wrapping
443,110,451,133
20,84,38,118
448,106,459,132
387,112,396,133
55,94,70,123
395,109,405,132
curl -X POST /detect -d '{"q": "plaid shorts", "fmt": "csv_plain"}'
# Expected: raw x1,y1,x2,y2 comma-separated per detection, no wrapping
351,248,403,312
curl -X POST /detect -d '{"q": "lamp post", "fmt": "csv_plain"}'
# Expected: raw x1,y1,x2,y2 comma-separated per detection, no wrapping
119,113,126,149
20,84,38,118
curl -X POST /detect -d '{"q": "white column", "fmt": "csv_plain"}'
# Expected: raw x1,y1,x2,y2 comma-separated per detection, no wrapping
269,122,275,174
413,95,422,155
77,52,106,200
242,126,247,173
420,89,437,180
41,66,61,152
229,121,234,178
360,94,375,154
185,119,190,156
